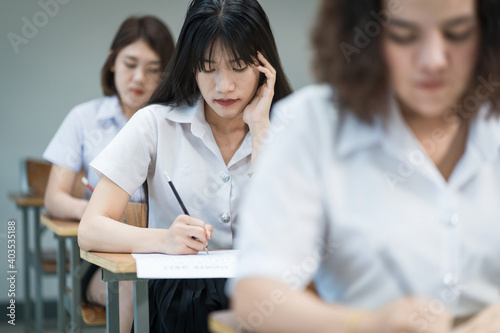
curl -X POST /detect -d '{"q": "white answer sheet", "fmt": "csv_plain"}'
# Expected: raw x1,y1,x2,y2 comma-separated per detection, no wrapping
132,250,238,279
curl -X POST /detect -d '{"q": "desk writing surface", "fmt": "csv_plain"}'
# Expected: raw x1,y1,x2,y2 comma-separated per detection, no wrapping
8,192,44,207
80,250,137,274
40,214,79,237
132,250,238,278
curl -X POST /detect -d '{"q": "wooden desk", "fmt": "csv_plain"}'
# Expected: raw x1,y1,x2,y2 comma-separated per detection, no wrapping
8,193,45,333
80,250,149,333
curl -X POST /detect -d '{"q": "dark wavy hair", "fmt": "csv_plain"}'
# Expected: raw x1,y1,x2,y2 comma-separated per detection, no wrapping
312,0,500,122
101,16,175,96
148,0,292,109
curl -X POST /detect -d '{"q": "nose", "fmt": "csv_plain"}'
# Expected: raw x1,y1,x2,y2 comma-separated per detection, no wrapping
215,70,236,93
133,66,146,83
416,30,448,74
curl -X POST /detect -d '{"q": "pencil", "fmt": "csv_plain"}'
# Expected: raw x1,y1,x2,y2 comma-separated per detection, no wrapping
81,177,94,192
163,171,209,254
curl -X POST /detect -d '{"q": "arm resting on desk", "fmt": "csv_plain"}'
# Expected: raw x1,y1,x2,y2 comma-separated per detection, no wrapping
78,175,211,255
231,277,453,333
45,165,88,220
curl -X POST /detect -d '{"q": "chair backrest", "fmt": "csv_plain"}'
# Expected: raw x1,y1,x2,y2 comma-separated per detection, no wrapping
20,158,87,199
119,202,147,228
20,158,51,197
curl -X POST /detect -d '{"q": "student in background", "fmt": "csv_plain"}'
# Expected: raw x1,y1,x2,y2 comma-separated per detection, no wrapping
231,0,500,332
43,15,174,333
78,0,292,331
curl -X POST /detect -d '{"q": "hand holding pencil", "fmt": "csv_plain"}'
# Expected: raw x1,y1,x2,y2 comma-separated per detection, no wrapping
163,171,212,254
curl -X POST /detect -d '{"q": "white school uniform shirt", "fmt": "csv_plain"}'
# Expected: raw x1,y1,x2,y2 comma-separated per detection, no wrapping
232,85,500,317
43,96,143,201
90,99,253,249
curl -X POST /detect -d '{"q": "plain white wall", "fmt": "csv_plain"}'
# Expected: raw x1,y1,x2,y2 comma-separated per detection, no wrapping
0,0,321,304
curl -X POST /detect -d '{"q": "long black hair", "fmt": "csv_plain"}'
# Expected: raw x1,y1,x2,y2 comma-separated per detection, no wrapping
148,0,292,109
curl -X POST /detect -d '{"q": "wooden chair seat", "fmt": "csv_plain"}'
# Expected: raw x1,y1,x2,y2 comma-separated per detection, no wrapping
81,302,107,326
209,310,253,333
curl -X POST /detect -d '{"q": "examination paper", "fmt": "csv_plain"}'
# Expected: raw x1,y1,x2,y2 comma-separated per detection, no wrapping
132,250,238,279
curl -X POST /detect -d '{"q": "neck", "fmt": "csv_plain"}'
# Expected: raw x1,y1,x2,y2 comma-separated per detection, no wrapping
204,102,248,136
400,104,469,181
120,102,138,121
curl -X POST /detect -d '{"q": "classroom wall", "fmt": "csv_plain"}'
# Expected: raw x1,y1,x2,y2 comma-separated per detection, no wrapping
0,0,321,304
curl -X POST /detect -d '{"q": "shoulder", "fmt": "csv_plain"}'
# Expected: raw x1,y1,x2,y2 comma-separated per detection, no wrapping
271,84,339,135
274,84,334,109
69,97,110,116
129,103,175,124
273,84,337,120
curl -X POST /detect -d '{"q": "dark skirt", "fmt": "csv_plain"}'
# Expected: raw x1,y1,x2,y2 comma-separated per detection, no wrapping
81,263,99,303
133,278,228,333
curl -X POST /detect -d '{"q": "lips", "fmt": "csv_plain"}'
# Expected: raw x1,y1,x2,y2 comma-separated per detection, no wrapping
131,88,144,96
417,80,445,90
215,99,238,107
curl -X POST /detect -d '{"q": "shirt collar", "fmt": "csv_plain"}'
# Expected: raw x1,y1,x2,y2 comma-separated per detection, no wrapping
96,95,127,127
163,99,201,123
336,94,432,158
336,92,500,164
164,98,253,167
164,98,208,137
336,103,385,158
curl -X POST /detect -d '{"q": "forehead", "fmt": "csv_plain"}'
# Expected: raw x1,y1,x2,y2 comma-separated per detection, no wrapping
385,0,476,24
117,40,160,62
203,41,239,62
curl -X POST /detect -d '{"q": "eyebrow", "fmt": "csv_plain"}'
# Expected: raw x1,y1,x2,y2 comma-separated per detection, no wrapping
123,55,160,65
388,15,476,30
203,58,244,64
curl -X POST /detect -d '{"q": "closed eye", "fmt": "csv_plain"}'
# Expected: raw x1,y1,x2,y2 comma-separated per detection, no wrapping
386,32,417,45
443,29,475,43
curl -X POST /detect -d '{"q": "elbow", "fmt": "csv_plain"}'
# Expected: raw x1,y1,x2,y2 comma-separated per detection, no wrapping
231,280,253,318
43,194,57,218
77,218,93,251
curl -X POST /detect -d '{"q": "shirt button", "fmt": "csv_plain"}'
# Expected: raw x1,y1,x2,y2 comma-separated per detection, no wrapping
443,272,458,287
220,213,231,223
221,172,231,183
449,213,459,226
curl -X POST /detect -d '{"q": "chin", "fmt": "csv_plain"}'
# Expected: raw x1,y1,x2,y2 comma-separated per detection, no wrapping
406,102,453,119
213,108,244,120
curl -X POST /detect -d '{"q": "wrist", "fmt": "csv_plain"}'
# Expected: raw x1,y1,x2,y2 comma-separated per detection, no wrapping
345,310,371,333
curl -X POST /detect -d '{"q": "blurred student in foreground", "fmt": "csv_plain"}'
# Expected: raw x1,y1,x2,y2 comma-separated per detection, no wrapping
231,0,500,332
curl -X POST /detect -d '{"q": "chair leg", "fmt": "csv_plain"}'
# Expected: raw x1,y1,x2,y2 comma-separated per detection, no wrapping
56,236,67,332
21,207,32,333
33,207,43,332
69,238,83,332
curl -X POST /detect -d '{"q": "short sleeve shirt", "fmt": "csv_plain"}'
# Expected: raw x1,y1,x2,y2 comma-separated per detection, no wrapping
43,96,143,201
232,85,500,317
90,99,253,249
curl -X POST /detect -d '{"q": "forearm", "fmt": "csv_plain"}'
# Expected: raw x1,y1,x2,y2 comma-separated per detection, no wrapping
44,190,88,220
249,119,270,168
232,278,363,333
78,214,167,253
